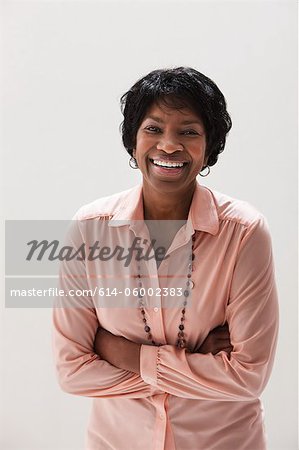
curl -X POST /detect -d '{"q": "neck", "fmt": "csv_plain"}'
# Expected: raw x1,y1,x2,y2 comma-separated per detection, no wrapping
142,182,196,220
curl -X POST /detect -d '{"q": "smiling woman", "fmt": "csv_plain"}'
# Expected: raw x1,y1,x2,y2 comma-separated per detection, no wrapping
52,67,279,450
121,67,232,220
134,103,207,195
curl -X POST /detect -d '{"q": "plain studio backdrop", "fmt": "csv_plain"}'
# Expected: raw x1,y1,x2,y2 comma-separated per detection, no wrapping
1,0,297,449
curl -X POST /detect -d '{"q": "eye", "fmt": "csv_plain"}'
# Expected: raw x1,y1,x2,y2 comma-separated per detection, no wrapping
144,126,161,133
181,130,199,136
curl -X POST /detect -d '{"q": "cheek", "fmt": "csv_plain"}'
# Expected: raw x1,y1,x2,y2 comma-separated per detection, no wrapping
135,135,154,155
190,143,206,162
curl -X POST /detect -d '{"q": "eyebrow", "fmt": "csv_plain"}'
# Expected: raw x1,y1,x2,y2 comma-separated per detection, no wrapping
145,115,203,126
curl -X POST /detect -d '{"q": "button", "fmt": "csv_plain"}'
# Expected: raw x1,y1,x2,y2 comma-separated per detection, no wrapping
154,307,159,312
159,413,165,420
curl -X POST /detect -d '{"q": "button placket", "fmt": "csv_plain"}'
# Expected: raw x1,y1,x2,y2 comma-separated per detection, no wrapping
153,398,168,450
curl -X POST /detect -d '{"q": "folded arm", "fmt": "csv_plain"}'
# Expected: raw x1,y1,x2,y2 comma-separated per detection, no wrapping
52,217,165,399
110,216,279,402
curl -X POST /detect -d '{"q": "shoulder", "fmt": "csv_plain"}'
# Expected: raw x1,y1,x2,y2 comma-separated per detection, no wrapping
206,186,267,228
205,187,272,246
72,185,140,220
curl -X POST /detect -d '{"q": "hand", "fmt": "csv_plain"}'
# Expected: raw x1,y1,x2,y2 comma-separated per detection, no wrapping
94,327,122,361
195,322,233,356
94,327,141,374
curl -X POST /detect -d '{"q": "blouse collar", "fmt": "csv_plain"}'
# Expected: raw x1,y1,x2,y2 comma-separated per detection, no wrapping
109,181,219,236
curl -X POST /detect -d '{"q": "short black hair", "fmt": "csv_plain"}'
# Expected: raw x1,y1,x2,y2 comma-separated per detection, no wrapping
120,67,232,170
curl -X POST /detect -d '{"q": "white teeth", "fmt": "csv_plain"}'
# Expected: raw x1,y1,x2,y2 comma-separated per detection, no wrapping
152,159,184,168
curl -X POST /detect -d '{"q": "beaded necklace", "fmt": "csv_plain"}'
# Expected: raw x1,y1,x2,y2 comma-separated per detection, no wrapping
135,233,195,349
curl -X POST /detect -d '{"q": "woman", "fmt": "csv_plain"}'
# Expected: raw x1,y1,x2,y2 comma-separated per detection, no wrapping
52,67,279,449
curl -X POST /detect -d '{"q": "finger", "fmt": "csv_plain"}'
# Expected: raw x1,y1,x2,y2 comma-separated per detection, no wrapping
216,338,232,347
212,325,230,334
212,341,233,351
217,334,232,342
211,331,231,341
212,346,233,355
212,325,227,332
215,332,231,340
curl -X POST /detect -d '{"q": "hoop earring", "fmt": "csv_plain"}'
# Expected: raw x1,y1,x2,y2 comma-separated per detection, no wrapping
199,166,210,177
129,156,138,169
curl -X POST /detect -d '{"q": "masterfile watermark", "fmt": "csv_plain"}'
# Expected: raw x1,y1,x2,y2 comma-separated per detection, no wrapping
5,219,193,308
26,237,169,266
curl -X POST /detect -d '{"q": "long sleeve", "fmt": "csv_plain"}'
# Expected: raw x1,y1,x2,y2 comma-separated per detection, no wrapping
140,215,279,401
52,217,165,399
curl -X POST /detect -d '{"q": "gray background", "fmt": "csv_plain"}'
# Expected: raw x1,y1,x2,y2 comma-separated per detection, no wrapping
1,0,298,449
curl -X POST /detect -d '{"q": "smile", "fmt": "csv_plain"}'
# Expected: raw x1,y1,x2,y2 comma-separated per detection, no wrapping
149,159,188,169
148,158,188,177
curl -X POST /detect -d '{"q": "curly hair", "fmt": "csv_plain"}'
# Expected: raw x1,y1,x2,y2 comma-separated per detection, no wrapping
120,67,232,170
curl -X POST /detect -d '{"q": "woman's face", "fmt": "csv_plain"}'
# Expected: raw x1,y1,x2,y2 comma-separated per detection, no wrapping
133,101,207,195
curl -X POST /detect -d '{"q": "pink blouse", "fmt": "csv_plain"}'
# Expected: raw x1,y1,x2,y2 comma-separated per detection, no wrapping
52,181,279,450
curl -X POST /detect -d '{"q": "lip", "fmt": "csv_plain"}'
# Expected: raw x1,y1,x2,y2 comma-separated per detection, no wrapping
150,157,189,164
149,158,187,176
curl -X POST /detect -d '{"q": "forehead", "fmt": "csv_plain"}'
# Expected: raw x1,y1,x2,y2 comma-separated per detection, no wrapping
142,101,203,124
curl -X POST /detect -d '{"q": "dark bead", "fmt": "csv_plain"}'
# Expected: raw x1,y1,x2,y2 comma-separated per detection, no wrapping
187,273,191,278
151,340,156,345
179,324,184,330
142,318,146,323
183,300,187,306
184,290,189,297
137,274,141,278
192,253,195,260
141,309,145,315
145,325,151,332
182,308,186,314
181,317,185,322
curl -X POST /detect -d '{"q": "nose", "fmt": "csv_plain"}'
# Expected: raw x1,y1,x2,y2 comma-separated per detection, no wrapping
156,133,184,153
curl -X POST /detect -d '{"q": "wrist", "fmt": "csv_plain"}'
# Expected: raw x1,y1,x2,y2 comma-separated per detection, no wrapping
119,339,141,374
